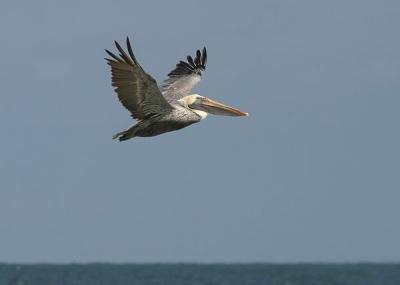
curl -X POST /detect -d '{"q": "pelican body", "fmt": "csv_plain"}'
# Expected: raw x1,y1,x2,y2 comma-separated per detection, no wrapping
105,37,248,141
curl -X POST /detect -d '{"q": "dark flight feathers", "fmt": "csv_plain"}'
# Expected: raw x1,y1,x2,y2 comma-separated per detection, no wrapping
105,37,172,120
167,47,207,78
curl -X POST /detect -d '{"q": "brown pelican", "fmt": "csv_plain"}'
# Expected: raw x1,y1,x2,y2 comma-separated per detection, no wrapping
105,37,248,141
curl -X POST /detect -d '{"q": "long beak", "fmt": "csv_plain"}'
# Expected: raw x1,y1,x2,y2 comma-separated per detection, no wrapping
193,97,249,116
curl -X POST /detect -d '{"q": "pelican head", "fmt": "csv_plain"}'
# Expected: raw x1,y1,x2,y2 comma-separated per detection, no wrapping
179,94,249,120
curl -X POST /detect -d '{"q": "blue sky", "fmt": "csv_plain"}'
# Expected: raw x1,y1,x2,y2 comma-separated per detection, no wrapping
0,0,399,263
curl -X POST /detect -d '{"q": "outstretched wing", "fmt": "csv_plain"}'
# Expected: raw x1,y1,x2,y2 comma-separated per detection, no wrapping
162,47,207,101
105,37,173,120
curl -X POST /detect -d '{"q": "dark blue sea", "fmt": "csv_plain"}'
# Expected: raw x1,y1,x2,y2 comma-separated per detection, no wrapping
0,263,399,285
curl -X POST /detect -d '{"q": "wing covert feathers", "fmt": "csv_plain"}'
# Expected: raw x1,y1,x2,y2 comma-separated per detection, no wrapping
162,47,207,101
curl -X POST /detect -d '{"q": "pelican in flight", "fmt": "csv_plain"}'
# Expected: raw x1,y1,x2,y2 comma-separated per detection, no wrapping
105,37,248,141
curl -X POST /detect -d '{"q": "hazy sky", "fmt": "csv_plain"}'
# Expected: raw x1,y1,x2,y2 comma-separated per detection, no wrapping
1,0,399,263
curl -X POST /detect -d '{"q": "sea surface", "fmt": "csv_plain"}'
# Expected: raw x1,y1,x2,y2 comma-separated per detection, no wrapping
0,263,399,285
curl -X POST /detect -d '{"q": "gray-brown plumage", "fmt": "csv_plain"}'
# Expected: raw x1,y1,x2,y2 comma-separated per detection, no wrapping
105,37,248,141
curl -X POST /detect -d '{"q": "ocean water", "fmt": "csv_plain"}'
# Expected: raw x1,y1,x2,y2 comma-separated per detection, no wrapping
0,263,399,285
